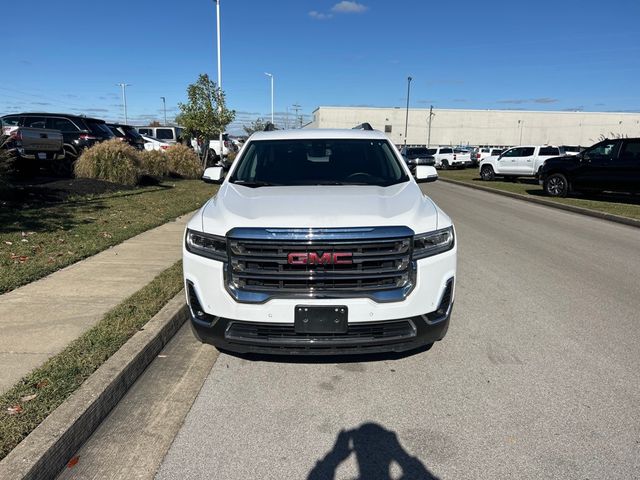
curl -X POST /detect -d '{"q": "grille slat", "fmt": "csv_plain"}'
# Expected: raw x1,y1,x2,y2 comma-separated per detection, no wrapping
226,320,417,348
227,234,412,295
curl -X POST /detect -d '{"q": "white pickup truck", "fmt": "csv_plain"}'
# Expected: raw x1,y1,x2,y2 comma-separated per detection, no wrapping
183,127,457,355
426,146,469,169
479,145,561,180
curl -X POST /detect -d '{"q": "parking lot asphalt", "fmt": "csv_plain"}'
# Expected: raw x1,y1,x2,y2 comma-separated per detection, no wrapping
102,181,640,480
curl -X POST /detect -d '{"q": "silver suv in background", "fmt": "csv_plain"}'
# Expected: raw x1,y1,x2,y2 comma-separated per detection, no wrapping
135,126,185,144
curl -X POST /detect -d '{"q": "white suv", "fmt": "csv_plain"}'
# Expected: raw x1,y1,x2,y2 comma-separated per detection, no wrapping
479,145,561,180
183,128,457,355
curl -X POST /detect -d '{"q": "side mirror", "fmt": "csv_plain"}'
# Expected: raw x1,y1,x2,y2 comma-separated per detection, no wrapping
202,166,224,184
414,165,438,183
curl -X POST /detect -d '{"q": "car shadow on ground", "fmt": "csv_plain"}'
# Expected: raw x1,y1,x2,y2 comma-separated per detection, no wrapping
307,423,440,480
218,343,434,364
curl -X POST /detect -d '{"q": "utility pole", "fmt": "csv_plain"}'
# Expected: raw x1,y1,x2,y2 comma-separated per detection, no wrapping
404,76,412,147
116,83,131,124
518,119,524,144
427,105,435,147
214,0,223,159
160,96,167,125
264,73,274,124
292,104,301,128
285,106,289,129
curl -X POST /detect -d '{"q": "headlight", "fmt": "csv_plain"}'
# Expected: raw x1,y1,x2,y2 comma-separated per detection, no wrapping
185,229,227,261
413,226,454,259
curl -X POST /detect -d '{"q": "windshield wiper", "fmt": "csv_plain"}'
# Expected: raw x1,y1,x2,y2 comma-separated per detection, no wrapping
232,180,282,188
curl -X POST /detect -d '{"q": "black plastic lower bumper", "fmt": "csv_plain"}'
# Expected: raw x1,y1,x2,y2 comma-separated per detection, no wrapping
190,309,451,356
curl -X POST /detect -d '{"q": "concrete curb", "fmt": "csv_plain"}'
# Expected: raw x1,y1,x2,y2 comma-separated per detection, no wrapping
0,292,188,480
439,177,640,229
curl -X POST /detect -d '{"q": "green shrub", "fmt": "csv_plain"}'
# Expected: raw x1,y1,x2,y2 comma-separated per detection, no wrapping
74,140,140,186
166,144,202,179
139,149,169,177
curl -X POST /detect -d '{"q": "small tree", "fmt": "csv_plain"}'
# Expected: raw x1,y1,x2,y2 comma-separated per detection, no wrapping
148,120,162,127
243,118,267,136
176,73,235,165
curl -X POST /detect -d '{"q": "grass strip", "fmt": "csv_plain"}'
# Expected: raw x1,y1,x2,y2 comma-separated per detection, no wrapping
0,260,184,461
439,169,640,221
0,180,215,294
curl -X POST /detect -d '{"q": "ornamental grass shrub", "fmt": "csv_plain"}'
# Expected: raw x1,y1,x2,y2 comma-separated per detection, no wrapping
166,144,202,179
74,140,140,186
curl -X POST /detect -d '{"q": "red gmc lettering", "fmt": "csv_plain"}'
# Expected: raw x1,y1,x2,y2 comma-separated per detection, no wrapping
287,252,354,265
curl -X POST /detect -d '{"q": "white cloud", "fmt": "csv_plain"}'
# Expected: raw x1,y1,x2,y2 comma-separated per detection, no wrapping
331,1,368,13
309,10,333,20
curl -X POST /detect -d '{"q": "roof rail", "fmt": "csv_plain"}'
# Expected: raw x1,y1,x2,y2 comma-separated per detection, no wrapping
352,122,374,131
263,122,278,131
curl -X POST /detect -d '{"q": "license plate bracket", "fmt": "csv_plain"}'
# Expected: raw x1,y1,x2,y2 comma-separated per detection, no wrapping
295,305,348,334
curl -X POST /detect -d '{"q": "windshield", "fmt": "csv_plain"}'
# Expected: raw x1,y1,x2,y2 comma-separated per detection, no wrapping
229,139,409,187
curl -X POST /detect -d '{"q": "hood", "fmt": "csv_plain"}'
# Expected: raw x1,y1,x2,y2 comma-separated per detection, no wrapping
198,181,442,235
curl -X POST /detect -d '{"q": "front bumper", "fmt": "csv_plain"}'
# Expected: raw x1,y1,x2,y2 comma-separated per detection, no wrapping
189,307,451,355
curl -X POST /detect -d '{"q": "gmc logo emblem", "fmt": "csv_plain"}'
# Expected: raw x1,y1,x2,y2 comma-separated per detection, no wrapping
287,252,353,265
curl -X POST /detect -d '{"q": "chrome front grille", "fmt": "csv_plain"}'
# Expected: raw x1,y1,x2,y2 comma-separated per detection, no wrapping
225,227,415,303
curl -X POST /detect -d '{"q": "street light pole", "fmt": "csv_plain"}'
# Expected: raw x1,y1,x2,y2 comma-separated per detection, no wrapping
427,105,434,147
116,83,131,124
264,73,274,125
214,0,223,159
404,76,412,147
160,96,167,125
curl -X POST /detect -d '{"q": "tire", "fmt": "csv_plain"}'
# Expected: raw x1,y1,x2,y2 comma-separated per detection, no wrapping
51,148,76,177
480,165,495,181
441,160,449,170
544,173,569,197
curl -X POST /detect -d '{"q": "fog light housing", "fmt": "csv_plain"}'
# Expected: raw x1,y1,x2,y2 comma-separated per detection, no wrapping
426,278,454,323
187,281,207,321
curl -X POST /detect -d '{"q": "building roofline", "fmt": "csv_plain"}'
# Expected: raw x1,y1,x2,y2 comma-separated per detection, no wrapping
314,106,640,116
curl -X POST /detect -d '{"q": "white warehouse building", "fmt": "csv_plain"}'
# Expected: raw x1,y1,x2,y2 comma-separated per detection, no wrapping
307,106,640,147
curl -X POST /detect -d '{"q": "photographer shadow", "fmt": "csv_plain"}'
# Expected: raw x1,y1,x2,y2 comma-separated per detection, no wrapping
308,423,439,480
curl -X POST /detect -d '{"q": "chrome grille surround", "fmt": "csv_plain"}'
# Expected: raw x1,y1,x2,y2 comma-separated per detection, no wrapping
225,227,415,304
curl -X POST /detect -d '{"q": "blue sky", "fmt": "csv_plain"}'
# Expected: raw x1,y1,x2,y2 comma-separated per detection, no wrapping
2,0,639,134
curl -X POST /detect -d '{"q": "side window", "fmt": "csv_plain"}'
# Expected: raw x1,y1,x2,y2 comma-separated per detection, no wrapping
619,141,640,164
520,147,535,157
155,128,174,140
502,148,521,157
1,116,20,126
47,118,80,132
138,128,152,136
584,141,618,162
23,117,47,129
440,148,452,154
539,147,560,156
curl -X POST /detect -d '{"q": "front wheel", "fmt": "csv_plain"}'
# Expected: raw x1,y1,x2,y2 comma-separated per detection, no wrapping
544,173,569,197
480,165,495,181
441,160,449,170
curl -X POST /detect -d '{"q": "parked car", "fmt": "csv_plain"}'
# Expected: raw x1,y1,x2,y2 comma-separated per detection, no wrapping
1,119,64,174
400,146,435,173
479,145,561,180
560,145,584,156
136,126,184,145
184,127,456,355
107,123,145,150
425,147,469,169
472,147,504,166
539,138,640,197
453,148,473,167
1,113,114,175
141,134,172,151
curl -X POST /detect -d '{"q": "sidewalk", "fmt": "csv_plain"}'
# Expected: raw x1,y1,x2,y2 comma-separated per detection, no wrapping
0,213,193,395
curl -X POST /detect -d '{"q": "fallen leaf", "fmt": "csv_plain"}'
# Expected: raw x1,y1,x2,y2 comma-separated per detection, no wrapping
21,231,27,237
7,405,22,415
35,380,49,389
4,241,12,246
20,393,37,403
67,456,80,468
21,239,28,243
157,355,168,358
101,232,112,239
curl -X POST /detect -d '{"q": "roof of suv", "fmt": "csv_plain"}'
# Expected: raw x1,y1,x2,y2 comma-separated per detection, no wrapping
250,128,389,141
3,112,106,122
